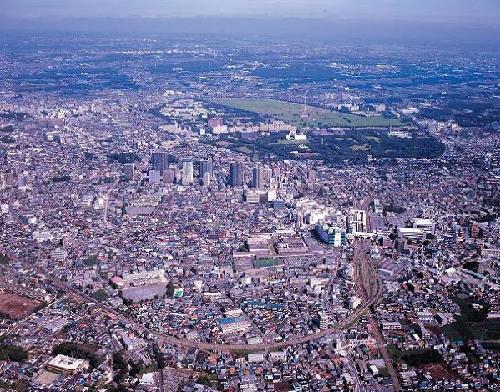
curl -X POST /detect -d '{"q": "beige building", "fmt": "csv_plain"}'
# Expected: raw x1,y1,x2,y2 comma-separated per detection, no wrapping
46,354,90,375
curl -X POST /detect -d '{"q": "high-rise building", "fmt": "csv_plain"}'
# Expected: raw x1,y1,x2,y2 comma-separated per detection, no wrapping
199,160,213,178
123,163,135,181
199,160,213,185
261,167,272,188
307,169,316,183
253,165,262,189
151,152,170,173
319,312,330,329
272,167,282,186
202,172,211,187
182,160,194,186
229,162,244,187
373,199,383,214
316,223,347,247
348,209,367,233
253,165,272,189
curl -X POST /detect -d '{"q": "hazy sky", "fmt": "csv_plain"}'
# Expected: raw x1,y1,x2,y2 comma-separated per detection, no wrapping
2,0,499,24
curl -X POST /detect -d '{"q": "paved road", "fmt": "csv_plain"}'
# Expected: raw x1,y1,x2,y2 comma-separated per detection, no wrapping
23,242,381,352
2,235,382,354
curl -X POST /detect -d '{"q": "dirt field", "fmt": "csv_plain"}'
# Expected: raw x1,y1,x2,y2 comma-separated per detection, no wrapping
0,292,40,319
424,363,454,380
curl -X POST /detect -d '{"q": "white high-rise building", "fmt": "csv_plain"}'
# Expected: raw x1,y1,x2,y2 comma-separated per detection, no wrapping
348,209,367,233
182,160,194,186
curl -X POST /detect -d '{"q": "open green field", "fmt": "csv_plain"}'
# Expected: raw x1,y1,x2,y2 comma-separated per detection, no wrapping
211,98,407,128
254,258,280,268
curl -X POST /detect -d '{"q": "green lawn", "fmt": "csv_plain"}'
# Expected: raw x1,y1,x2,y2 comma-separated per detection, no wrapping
254,258,280,268
211,98,407,129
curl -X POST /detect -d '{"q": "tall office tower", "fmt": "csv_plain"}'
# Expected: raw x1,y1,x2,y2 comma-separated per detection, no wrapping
261,167,272,188
348,209,367,233
252,165,261,189
182,160,194,186
199,160,213,186
202,172,211,187
199,160,213,178
319,312,331,330
151,151,169,173
229,162,244,187
272,167,282,186
253,165,272,189
123,163,135,181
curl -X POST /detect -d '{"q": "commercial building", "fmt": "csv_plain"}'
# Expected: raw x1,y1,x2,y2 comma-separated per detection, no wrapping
245,190,260,204
316,223,347,247
217,316,251,334
397,227,425,240
373,199,383,214
123,163,135,180
208,117,223,129
410,218,436,234
122,269,167,286
151,151,170,173
252,165,272,190
148,170,161,185
182,160,194,186
348,209,367,233
46,355,89,375
230,162,244,187
199,159,213,186
253,165,262,189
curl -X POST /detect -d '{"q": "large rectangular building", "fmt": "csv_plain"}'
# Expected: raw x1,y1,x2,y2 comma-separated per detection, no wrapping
411,218,435,234
316,223,347,247
348,209,367,233
151,152,170,173
217,316,251,334
46,355,89,375
182,160,194,186
230,162,244,187
122,269,167,286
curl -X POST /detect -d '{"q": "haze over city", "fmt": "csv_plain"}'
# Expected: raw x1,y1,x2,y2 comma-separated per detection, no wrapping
1,0,499,22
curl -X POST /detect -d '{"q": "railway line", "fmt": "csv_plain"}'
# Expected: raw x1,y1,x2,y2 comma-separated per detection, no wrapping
23,240,382,353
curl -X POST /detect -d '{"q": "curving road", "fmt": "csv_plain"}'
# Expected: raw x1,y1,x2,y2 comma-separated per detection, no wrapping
35,240,382,353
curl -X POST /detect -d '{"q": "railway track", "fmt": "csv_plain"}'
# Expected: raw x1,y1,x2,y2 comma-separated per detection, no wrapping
3,240,382,353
